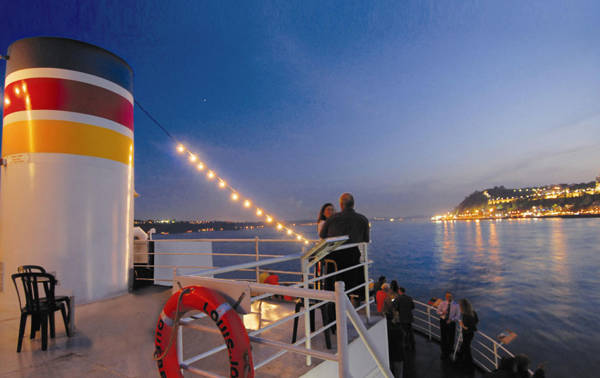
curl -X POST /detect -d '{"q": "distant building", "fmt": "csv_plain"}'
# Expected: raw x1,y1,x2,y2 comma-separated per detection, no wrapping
596,175,600,193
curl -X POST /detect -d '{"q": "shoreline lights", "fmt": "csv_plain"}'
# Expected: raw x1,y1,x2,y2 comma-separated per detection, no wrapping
176,143,309,244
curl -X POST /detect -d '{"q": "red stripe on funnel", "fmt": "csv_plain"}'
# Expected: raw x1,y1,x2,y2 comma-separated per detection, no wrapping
3,78,133,131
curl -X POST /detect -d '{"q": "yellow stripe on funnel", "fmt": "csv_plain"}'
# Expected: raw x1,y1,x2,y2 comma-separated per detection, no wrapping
2,120,133,165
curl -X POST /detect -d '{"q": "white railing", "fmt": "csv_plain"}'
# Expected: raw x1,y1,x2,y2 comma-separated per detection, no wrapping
137,237,535,376
133,238,313,284
139,237,391,377
412,300,533,374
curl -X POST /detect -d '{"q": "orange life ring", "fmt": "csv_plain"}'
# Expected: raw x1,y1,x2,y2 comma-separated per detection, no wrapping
154,286,254,378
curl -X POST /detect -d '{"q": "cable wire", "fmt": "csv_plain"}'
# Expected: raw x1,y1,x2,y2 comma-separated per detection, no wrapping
135,99,176,141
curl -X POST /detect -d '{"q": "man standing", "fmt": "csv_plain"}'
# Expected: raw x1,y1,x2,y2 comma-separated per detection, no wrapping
437,291,461,359
319,193,370,300
395,287,416,350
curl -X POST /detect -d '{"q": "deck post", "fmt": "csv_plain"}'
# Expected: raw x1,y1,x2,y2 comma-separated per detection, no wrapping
427,307,432,340
302,257,312,366
177,325,183,372
255,237,260,283
362,243,371,322
493,343,498,368
335,281,350,378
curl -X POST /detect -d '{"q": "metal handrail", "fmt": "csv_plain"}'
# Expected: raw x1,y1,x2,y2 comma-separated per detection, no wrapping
412,300,531,374
134,237,312,284
154,238,390,377
134,252,286,257
139,237,531,376
149,238,320,243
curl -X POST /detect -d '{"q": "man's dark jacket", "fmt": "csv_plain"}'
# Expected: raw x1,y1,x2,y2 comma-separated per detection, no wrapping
394,294,415,324
318,208,370,243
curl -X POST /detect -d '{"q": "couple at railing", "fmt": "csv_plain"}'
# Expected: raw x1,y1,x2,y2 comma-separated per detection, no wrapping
316,193,369,305
436,291,479,371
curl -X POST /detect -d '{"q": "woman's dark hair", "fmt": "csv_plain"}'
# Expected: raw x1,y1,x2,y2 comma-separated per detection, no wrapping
390,280,399,293
459,298,474,317
318,203,334,222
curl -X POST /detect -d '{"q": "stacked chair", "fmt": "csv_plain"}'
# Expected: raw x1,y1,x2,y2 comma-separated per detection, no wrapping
12,266,72,352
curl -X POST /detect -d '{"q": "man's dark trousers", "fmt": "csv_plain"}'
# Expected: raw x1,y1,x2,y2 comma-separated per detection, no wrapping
440,319,456,358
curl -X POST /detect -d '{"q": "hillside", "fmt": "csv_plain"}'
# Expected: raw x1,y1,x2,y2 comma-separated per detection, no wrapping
434,179,600,220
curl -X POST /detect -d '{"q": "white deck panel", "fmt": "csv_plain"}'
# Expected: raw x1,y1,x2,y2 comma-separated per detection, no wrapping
301,318,389,378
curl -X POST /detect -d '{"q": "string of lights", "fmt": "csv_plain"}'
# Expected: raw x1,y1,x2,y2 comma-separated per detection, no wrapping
135,99,310,244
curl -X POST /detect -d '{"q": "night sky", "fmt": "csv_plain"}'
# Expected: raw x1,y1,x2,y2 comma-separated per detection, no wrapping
2,1,599,220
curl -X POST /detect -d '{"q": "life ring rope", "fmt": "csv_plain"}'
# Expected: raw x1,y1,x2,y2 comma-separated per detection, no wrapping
154,285,254,378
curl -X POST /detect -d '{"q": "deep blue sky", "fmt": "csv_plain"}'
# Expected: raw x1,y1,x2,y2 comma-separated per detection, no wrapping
2,1,600,220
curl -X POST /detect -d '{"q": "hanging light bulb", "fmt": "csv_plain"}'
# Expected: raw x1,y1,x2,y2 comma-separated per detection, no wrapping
177,144,185,153
256,208,263,216
244,200,251,208
231,192,239,201
304,240,309,245
197,162,205,171
218,180,226,188
266,216,273,223
276,223,283,230
207,170,215,179
296,235,302,240
287,229,292,235
189,154,197,162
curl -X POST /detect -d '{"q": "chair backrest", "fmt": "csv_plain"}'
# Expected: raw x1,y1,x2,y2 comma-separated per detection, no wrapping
18,265,46,273
11,272,57,313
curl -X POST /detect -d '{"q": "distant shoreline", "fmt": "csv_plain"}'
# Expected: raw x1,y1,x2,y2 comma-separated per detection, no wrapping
432,213,600,222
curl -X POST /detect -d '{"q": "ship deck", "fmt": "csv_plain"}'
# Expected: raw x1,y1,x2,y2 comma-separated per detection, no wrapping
0,285,483,378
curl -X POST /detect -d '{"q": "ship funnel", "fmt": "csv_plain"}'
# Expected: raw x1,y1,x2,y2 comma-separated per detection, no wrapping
0,37,134,305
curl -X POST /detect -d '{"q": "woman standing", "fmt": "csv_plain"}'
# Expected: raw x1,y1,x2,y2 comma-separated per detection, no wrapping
383,280,403,377
317,203,336,325
317,203,335,235
458,299,478,370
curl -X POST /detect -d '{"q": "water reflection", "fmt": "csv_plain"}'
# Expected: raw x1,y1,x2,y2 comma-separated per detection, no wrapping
489,221,499,249
487,221,502,284
474,220,483,260
550,219,570,298
441,221,457,265
464,219,473,248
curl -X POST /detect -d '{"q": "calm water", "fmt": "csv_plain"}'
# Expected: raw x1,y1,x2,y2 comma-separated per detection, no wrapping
156,218,600,377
